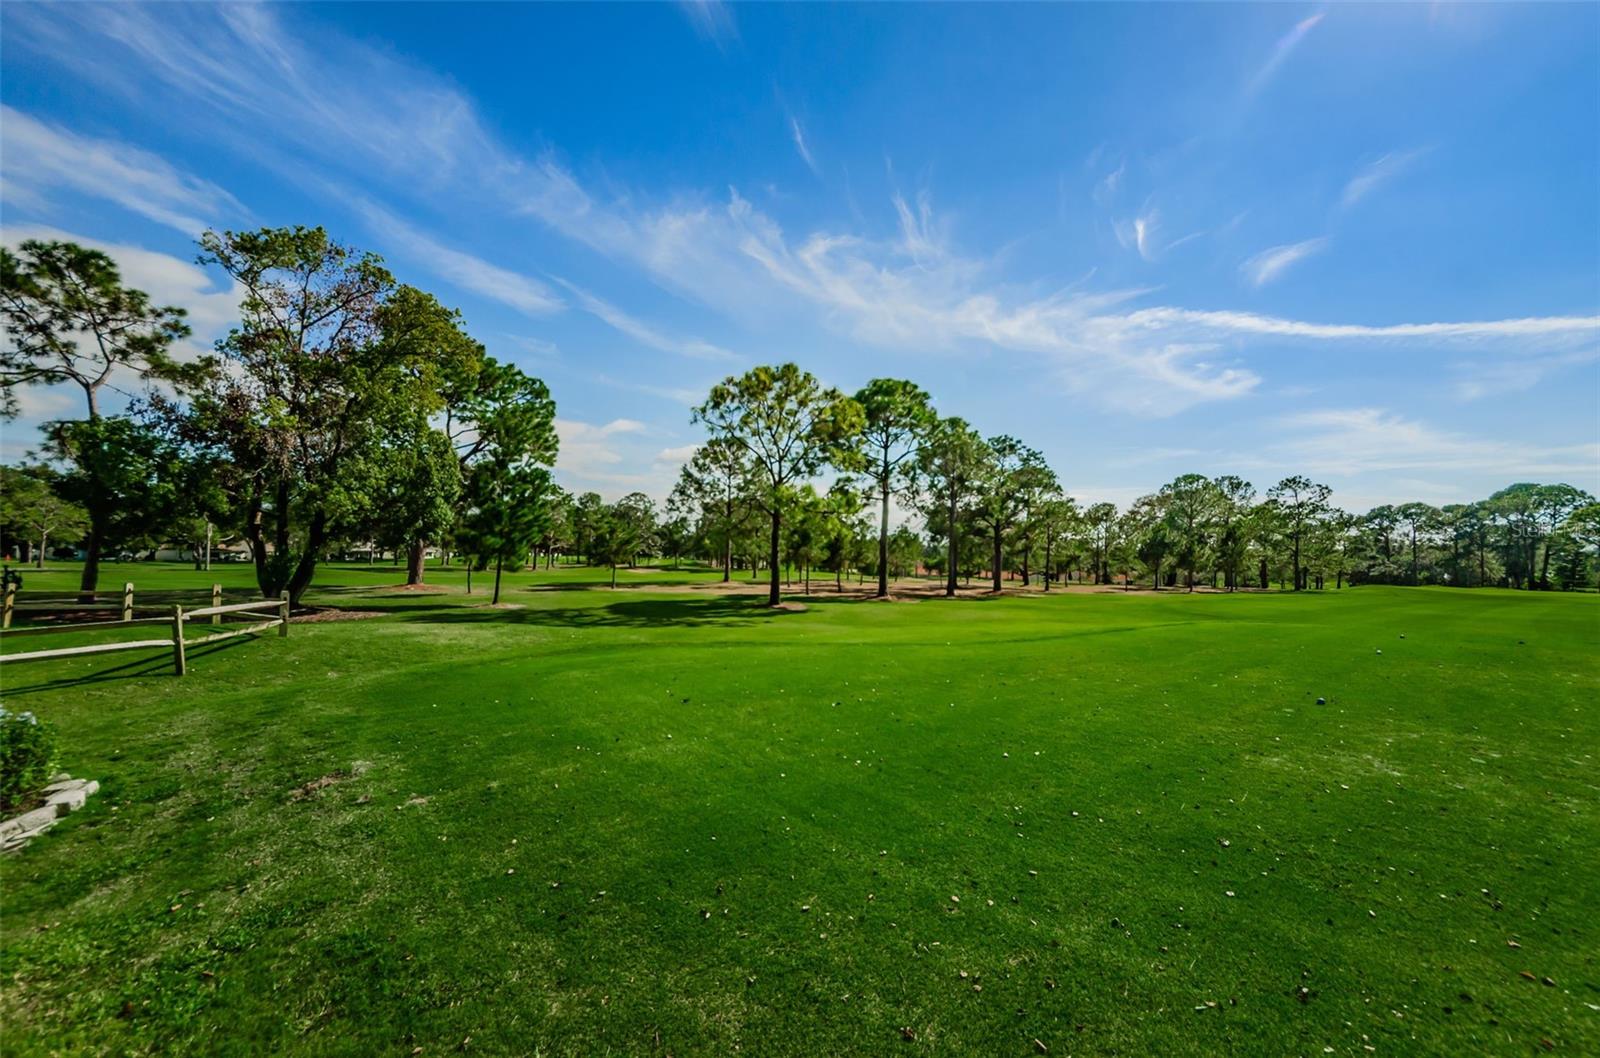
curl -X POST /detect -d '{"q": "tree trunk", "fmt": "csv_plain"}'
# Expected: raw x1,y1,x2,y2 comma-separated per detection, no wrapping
1043,539,1052,592
77,520,102,601
1259,557,1268,590
284,510,328,607
247,495,272,599
406,541,426,585
767,509,781,606
945,487,959,597
493,554,503,604
877,468,890,598
991,528,1003,593
36,532,48,569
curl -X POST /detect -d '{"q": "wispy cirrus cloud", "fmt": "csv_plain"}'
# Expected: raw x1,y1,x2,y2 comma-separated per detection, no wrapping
1116,208,1162,262
3,3,512,200
553,417,668,493
1241,237,1328,287
552,279,738,362
1262,407,1600,481
1342,148,1427,208
1127,306,1600,343
1451,347,1600,401
8,1,1593,431
1093,160,1125,205
0,105,243,235
789,116,820,176
1246,11,1325,96
354,201,563,316
678,0,737,47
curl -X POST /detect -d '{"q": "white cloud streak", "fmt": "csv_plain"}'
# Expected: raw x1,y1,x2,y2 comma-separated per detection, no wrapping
789,117,820,175
353,200,563,316
677,0,737,47
553,417,666,494
1126,306,1600,342
1,104,243,235
1342,149,1426,208
1266,407,1600,480
552,279,738,361
9,3,1592,427
1246,12,1324,96
1241,237,1328,287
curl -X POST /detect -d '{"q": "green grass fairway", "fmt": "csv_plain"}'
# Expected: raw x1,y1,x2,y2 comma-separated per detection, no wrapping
2,566,1597,1056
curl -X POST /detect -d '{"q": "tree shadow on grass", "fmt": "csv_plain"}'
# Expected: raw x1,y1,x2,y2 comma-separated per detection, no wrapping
0,635,256,697
400,593,807,630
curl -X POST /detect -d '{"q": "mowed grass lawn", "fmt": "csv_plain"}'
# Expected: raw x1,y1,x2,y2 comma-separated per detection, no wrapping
2,564,1596,1056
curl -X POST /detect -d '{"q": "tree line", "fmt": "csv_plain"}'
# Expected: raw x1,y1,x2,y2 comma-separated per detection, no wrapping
3,232,1596,606
3,229,557,605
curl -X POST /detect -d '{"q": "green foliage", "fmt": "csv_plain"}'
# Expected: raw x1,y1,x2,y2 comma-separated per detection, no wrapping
0,706,60,812
0,239,192,420
45,418,183,554
2,239,193,595
0,466,88,564
694,363,864,604
851,379,935,594
589,492,658,586
915,416,987,595
969,435,1053,590
670,437,755,580
170,226,402,602
459,459,552,601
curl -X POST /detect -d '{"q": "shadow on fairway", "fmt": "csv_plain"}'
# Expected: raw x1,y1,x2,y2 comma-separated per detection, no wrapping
401,594,805,629
0,635,256,697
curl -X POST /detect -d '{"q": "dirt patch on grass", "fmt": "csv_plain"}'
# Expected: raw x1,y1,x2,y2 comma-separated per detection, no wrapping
293,608,385,623
374,583,452,594
288,771,349,801
287,761,371,801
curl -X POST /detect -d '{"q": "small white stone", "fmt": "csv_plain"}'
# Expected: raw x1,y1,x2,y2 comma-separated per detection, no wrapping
41,779,87,795
45,789,87,814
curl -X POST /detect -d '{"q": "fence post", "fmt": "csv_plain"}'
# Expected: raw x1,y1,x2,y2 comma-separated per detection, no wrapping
2,583,13,630
212,584,222,626
172,605,187,676
123,582,135,622
278,590,290,637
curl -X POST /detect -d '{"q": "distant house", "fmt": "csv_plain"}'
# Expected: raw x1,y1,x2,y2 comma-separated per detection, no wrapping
152,539,253,564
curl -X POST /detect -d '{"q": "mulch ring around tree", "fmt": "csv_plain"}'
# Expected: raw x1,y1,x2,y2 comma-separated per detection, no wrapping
292,608,386,623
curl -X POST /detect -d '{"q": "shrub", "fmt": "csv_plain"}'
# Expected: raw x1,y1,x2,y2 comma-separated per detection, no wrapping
0,707,61,812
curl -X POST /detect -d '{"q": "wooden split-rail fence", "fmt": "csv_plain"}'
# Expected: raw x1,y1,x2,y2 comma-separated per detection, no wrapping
0,583,289,676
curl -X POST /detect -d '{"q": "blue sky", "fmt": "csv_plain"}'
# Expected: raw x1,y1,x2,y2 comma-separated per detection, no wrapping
2,1,1596,512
